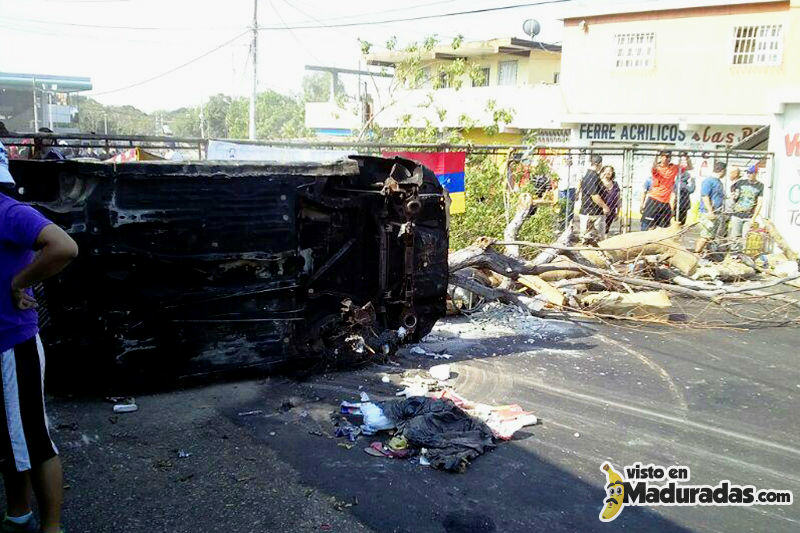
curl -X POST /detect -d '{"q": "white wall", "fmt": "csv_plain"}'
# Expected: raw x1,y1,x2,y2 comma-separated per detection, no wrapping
768,101,800,253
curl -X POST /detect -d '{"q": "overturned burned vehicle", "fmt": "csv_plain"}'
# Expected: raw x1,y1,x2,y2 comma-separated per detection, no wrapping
8,155,448,380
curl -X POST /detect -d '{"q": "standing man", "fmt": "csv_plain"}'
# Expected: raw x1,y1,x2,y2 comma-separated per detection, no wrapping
1,141,77,533
728,164,764,245
695,161,726,254
642,150,678,229
577,154,610,244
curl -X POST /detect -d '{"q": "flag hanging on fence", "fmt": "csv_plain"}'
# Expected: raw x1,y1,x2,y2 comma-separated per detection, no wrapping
383,151,466,214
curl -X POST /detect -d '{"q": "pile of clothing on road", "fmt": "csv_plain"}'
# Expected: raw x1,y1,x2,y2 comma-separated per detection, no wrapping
332,372,538,473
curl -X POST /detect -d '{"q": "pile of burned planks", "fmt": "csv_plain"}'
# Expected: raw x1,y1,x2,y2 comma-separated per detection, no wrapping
448,223,800,325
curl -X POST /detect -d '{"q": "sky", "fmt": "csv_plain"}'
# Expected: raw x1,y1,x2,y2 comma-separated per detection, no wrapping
0,0,650,112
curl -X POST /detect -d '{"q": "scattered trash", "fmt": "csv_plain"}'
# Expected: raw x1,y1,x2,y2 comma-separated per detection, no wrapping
381,375,391,383
573,432,580,438
388,435,408,451
363,441,414,459
774,260,799,277
112,402,138,413
238,409,264,417
104,396,130,403
429,364,451,381
269,431,276,436
359,395,395,435
382,397,494,472
177,450,191,458
339,401,362,415
409,345,452,359
337,442,354,450
337,375,539,473
334,421,361,442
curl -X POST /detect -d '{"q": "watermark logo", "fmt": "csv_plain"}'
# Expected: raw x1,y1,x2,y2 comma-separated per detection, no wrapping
599,462,793,522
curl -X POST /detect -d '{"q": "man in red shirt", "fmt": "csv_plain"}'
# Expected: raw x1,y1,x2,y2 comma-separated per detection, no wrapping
641,150,678,229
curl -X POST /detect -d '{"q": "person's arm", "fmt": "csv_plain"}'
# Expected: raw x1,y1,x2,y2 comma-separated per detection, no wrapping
11,225,78,310
686,175,696,194
702,195,714,217
591,194,610,214
640,177,652,212
752,195,763,221
670,190,677,218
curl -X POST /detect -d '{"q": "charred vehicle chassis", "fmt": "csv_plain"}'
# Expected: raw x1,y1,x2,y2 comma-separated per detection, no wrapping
8,155,448,381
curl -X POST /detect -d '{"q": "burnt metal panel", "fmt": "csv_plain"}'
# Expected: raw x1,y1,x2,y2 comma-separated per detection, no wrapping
7,156,448,382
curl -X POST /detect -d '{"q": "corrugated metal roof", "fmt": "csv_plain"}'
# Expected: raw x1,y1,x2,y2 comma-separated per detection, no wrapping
0,72,92,92
561,0,786,20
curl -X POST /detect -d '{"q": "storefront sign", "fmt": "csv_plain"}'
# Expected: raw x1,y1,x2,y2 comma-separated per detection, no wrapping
577,124,759,145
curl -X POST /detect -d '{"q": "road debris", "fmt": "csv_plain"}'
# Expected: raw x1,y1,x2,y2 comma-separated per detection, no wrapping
112,400,138,413
448,223,800,327
428,364,451,381
237,409,264,417
332,367,539,472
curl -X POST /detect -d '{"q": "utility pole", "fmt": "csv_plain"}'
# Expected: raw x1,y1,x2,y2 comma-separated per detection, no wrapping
32,81,39,131
248,0,258,140
199,97,206,138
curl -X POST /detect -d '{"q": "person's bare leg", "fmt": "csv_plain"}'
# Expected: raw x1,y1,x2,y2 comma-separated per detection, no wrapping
2,469,33,517
30,456,62,533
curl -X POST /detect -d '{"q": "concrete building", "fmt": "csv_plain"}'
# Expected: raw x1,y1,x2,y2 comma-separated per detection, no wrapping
0,72,93,133
305,37,569,144
560,0,799,150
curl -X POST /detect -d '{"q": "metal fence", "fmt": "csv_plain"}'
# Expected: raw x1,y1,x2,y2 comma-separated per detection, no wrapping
1,132,774,238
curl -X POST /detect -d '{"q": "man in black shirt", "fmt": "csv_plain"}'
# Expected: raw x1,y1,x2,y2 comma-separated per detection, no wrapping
728,164,764,246
577,154,610,243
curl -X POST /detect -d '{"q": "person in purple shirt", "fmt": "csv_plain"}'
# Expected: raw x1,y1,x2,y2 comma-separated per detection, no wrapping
0,141,78,533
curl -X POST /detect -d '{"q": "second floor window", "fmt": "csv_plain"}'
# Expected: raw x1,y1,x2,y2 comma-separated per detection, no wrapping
472,67,490,87
732,25,783,65
615,32,655,68
498,61,518,86
438,70,450,88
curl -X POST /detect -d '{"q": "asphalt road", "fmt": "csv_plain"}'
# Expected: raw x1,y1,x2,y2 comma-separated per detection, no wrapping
4,313,798,532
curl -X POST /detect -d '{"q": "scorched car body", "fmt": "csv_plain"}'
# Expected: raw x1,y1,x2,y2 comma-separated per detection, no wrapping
7,155,449,381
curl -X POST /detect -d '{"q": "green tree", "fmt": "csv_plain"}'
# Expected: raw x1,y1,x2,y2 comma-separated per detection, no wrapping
204,94,231,138
226,90,310,139
302,73,345,103
76,96,153,135
165,107,201,137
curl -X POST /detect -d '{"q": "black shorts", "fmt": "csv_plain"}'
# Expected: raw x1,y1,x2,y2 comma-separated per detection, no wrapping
0,335,58,472
642,198,672,229
676,199,691,225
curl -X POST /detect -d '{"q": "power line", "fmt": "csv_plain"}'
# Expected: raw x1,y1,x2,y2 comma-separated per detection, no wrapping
256,0,572,30
269,0,323,65
6,1,571,32
88,31,249,96
289,0,461,22
2,15,245,31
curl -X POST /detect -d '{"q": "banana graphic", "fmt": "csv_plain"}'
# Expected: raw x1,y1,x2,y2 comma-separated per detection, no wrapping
600,462,626,522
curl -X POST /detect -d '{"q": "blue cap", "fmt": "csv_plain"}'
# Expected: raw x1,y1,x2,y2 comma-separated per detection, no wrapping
747,165,758,174
0,141,15,184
